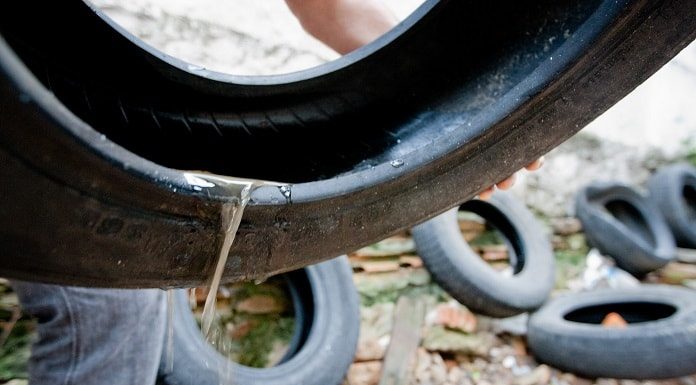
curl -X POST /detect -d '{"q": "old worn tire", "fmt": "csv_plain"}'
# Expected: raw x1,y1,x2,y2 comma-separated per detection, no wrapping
575,182,676,276
412,191,555,317
158,257,359,385
1,1,695,287
528,285,696,379
648,163,696,248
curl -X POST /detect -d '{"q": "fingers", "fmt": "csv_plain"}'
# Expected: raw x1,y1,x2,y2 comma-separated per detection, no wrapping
479,173,516,200
479,156,544,200
525,156,544,171
478,186,495,200
495,173,517,190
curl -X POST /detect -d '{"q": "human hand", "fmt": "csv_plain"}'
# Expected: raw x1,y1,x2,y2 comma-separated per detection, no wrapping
478,157,544,200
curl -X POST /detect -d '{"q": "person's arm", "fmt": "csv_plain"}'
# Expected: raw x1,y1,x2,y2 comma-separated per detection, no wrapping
285,0,542,197
285,0,397,55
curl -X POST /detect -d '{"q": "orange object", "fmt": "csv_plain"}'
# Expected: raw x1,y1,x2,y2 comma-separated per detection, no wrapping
601,312,628,328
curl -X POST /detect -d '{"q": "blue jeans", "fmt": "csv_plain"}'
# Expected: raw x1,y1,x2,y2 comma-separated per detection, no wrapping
11,281,167,385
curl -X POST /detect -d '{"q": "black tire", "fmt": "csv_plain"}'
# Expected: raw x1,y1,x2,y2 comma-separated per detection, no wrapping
412,192,555,317
575,182,675,276
528,285,696,379
648,163,696,248
1,1,695,287
158,257,359,385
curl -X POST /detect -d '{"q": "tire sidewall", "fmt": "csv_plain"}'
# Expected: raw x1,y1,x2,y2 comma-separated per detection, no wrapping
413,192,555,316
160,257,359,385
575,182,675,275
528,285,696,379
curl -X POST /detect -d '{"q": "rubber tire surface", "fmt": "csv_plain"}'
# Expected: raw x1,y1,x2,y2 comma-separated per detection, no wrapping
0,1,695,287
158,257,359,385
528,285,696,379
412,192,555,318
576,182,675,276
648,163,696,248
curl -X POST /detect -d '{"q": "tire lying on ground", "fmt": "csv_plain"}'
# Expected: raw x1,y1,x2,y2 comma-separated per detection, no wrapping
575,182,675,276
158,257,359,385
528,285,696,380
1,1,695,287
648,163,696,248
412,191,555,318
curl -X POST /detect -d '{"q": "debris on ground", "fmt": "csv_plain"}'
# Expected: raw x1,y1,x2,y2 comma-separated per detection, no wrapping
425,301,477,334
567,249,640,291
352,236,416,258
551,218,583,236
655,262,696,285
421,327,497,357
348,361,383,385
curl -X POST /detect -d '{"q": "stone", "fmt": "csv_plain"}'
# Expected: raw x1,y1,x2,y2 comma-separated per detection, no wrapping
658,262,696,284
426,301,477,333
551,217,583,235
234,294,286,314
356,303,394,361
478,313,529,336
347,361,382,385
399,255,424,268
481,248,509,262
414,348,432,384
353,236,416,258
361,260,402,273
458,220,486,233
447,367,464,384
353,269,431,298
421,326,496,356
356,338,388,362
513,365,552,385
429,353,448,384
595,379,620,385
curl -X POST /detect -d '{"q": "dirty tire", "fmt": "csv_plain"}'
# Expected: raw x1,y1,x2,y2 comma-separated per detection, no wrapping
412,191,555,318
575,182,675,276
528,285,696,379
648,163,696,248
1,1,696,287
158,257,359,385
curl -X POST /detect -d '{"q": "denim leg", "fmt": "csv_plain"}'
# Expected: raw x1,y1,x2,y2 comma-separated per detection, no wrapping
11,281,167,385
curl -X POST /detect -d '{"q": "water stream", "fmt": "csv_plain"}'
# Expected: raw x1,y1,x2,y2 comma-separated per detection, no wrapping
158,172,288,384
182,173,286,344
165,289,174,373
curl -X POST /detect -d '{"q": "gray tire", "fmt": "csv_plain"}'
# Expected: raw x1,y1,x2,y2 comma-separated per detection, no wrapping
158,257,359,385
528,285,696,379
648,163,696,248
412,191,555,318
575,182,675,276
